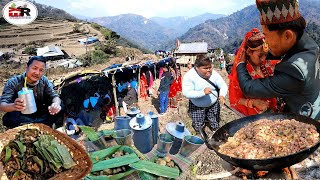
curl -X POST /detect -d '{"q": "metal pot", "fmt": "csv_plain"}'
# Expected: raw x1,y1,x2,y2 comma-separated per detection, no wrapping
114,116,131,130
200,113,320,170
130,113,153,153
126,107,141,118
166,121,191,154
147,111,159,146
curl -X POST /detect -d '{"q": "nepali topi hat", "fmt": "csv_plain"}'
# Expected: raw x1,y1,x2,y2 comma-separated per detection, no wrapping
256,0,301,25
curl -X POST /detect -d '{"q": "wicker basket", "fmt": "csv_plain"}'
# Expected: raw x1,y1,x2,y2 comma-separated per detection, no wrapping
0,123,92,180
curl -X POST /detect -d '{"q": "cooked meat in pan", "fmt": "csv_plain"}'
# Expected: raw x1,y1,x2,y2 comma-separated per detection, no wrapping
218,119,319,159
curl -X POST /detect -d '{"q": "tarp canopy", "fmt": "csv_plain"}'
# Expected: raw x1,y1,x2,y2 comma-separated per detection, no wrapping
101,58,171,76
53,57,173,115
78,37,99,45
54,57,172,90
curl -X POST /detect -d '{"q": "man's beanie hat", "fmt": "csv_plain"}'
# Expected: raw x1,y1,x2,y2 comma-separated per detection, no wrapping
256,0,301,25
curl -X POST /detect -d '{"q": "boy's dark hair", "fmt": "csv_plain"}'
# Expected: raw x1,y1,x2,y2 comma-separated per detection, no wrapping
27,56,46,67
194,54,211,67
267,16,306,40
103,97,111,105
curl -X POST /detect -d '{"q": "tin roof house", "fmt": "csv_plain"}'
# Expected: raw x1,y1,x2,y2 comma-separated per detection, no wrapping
174,41,208,64
37,46,65,60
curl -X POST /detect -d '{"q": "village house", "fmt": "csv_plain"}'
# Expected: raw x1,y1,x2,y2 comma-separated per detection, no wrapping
173,41,208,65
37,45,65,60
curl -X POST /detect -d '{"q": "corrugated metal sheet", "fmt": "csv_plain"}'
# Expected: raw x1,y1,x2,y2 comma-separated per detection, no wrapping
174,42,208,54
37,46,64,57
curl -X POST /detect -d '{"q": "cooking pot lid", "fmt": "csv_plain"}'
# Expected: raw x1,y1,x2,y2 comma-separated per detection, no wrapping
166,121,190,139
147,111,158,119
126,107,141,115
129,113,152,130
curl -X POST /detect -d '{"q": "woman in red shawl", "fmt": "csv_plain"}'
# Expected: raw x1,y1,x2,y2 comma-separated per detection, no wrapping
229,28,279,116
168,66,178,108
175,63,183,101
139,72,148,101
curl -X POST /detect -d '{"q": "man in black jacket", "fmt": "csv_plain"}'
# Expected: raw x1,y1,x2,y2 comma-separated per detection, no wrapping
158,65,174,115
237,0,320,119
122,84,138,113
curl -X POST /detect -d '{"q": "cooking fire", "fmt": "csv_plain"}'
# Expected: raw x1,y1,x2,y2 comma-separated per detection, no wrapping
234,167,298,179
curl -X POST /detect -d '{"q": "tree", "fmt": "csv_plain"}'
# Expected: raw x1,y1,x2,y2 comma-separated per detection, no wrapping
72,24,81,33
95,40,117,55
90,50,109,64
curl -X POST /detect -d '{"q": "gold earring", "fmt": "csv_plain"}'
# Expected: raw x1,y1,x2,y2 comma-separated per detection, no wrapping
262,40,269,53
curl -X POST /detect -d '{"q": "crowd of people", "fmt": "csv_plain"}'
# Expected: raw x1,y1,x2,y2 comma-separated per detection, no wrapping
0,0,319,141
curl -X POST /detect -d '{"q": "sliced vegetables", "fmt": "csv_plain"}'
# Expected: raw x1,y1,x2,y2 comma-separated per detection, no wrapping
0,129,76,180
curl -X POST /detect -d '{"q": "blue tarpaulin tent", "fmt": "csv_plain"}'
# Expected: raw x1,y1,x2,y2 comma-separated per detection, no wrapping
54,57,174,115
78,37,99,45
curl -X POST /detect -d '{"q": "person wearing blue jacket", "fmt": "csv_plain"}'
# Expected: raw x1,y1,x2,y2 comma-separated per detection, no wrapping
158,65,173,115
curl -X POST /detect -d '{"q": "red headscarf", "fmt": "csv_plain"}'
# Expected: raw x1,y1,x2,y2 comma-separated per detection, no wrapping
228,28,278,116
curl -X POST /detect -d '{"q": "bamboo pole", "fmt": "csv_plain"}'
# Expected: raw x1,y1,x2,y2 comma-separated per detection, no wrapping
137,67,141,102
153,63,157,80
112,73,120,116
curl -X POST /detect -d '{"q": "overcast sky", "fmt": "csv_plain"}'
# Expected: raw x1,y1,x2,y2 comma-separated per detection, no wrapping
34,0,255,18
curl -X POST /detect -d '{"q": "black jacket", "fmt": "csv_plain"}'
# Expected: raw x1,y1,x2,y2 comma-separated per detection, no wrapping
158,71,174,92
237,33,320,119
123,88,138,105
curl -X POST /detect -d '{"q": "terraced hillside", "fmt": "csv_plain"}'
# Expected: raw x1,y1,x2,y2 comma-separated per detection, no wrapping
0,18,104,62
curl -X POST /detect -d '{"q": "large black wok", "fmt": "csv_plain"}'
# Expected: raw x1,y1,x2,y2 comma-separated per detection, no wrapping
200,113,320,170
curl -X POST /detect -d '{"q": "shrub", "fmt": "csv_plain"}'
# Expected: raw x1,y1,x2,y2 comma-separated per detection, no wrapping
79,50,109,66
24,46,36,55
73,24,81,33
91,50,109,64
95,40,117,55
91,23,102,30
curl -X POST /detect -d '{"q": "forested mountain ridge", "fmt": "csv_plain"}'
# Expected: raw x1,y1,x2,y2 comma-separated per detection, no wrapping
178,0,320,53
91,13,224,51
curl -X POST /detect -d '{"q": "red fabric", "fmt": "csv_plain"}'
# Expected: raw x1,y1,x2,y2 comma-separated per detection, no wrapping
228,28,279,116
169,80,178,98
176,76,182,92
169,70,178,98
139,73,148,100
100,104,116,120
